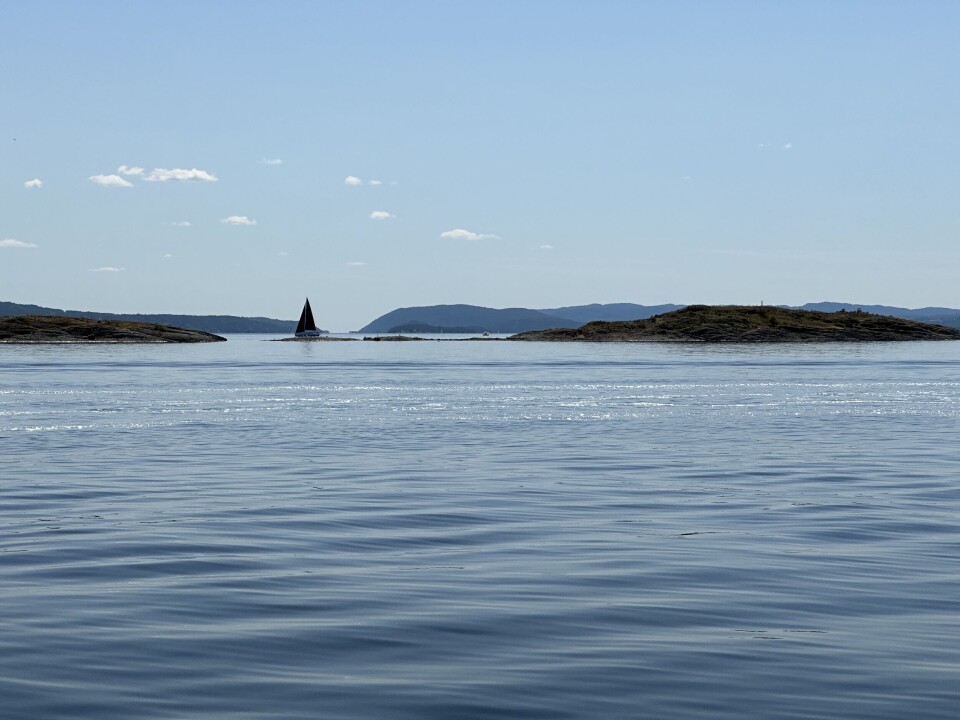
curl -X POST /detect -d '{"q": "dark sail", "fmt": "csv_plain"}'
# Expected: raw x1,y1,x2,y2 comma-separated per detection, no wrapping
302,299,316,332
295,298,319,336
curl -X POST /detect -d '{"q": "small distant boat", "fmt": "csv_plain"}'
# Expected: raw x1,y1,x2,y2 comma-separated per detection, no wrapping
294,298,321,337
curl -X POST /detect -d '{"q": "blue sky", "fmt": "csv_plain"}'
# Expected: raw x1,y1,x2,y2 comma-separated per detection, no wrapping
3,1,958,330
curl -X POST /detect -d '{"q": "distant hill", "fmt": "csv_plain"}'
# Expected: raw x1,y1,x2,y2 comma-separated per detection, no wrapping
538,303,685,323
359,303,687,333
358,304,580,333
0,301,300,334
385,323,490,334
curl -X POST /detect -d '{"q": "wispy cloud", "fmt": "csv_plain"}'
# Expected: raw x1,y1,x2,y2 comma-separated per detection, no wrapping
279,251,291,257
539,244,554,250
117,165,144,176
440,228,499,241
89,174,133,188
369,210,394,220
1,238,38,249
344,176,363,186
23,178,43,189
90,266,123,272
222,215,256,226
346,261,367,266
163,253,173,258
262,158,283,166
783,142,793,150
172,221,192,227
368,179,382,186
145,168,218,182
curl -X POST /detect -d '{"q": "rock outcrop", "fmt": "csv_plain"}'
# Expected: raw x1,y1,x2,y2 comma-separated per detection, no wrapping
509,306,960,343
0,316,227,343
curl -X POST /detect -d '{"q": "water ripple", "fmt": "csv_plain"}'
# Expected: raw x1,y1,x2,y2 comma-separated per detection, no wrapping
2,339,960,718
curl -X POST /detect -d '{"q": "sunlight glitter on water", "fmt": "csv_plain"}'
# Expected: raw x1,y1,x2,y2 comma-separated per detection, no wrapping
2,338,960,719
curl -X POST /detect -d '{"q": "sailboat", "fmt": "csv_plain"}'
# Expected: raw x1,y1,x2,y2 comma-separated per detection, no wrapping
294,298,321,337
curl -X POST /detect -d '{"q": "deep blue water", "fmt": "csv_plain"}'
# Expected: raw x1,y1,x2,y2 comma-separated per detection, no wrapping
2,337,960,719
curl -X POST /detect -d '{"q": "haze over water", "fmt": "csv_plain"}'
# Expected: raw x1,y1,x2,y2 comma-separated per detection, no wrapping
3,337,960,719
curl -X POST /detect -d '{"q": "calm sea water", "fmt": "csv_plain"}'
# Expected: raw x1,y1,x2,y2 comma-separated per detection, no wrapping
2,336,959,719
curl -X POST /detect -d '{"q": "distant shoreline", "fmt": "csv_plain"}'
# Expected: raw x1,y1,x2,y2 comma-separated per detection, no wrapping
6,306,960,345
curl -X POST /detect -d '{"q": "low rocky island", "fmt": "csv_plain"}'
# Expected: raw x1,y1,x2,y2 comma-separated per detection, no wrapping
510,305,960,343
0,315,227,343
273,336,357,342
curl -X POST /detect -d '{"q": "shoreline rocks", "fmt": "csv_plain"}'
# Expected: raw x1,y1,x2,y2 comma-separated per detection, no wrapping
509,306,960,343
0,316,227,343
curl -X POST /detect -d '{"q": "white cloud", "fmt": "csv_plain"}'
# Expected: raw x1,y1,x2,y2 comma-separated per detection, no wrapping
369,210,394,220
539,244,554,250
222,215,257,226
117,165,144,176
262,158,283,165
163,253,173,258
346,261,367,266
368,179,382,186
90,266,123,272
172,221,192,227
279,251,291,257
89,174,133,188
24,178,43,189
145,167,218,182
1,238,38,248
440,228,499,241
783,142,793,150
344,176,363,186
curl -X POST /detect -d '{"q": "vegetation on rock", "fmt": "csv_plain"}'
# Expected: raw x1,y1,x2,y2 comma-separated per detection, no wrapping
510,305,960,343
0,316,227,343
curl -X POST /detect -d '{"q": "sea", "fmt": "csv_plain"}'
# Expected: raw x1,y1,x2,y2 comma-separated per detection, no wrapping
2,335,959,720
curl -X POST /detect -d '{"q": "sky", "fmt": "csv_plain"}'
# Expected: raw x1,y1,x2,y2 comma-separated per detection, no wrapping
2,1,959,330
